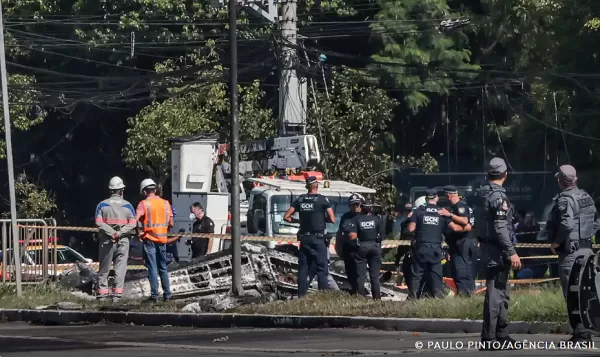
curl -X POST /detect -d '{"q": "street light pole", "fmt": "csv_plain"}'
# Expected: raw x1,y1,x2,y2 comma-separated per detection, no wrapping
229,0,243,296
0,0,22,297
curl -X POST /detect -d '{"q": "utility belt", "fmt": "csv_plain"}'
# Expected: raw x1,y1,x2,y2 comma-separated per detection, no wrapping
414,240,443,245
564,239,592,253
299,231,325,238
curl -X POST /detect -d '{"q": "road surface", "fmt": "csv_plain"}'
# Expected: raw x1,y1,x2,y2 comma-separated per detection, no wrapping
0,322,598,356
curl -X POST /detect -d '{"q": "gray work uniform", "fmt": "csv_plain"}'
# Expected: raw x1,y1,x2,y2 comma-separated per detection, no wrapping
477,182,516,341
545,187,600,338
95,194,137,298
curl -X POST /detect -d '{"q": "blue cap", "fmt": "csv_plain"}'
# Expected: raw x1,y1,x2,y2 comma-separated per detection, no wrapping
306,176,318,185
425,188,438,198
443,185,458,194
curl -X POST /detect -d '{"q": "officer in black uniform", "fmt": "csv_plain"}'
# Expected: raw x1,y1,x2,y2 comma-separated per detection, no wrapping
336,193,364,294
345,201,384,299
438,185,476,296
284,176,335,298
476,157,521,350
546,165,600,343
407,189,465,299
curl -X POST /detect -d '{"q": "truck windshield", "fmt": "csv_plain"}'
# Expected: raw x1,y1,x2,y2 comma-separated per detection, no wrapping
269,194,351,235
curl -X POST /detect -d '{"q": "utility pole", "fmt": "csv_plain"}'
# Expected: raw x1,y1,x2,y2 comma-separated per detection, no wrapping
229,0,243,296
278,0,306,137
0,1,22,297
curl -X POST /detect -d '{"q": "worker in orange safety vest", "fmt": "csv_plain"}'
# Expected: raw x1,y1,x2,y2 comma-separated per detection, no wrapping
135,178,174,303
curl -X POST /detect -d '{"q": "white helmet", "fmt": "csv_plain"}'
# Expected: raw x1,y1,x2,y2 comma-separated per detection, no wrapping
414,196,427,208
140,178,157,194
108,176,125,190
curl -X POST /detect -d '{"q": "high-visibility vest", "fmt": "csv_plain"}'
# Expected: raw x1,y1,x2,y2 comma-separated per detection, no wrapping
141,196,171,244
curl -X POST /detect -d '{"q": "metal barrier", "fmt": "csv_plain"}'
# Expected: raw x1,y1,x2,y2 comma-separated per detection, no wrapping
1,218,57,283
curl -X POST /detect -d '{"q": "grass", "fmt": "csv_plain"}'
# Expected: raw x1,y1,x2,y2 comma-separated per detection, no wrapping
0,284,184,312
232,286,568,323
0,283,568,323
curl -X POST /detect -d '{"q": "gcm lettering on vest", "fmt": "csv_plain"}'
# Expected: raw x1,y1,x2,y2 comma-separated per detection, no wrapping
300,203,314,210
360,220,376,229
423,216,439,225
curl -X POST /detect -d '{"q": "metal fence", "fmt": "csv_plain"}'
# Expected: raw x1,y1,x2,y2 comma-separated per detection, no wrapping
0,218,58,283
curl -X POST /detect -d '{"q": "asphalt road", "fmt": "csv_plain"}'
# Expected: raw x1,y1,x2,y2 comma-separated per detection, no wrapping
0,322,599,357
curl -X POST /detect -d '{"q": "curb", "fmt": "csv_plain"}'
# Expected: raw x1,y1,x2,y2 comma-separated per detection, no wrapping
0,309,572,334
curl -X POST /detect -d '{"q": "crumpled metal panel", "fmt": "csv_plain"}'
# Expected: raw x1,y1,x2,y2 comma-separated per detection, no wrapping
123,243,407,302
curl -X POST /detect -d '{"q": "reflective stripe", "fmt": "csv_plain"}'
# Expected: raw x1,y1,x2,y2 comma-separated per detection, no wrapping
96,218,130,224
113,288,123,294
98,289,110,295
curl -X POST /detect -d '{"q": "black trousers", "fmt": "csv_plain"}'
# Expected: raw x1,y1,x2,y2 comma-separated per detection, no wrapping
481,264,511,340
342,244,358,294
355,241,382,299
409,243,444,298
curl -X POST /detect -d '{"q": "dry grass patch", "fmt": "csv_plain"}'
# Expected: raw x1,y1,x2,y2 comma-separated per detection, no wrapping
0,283,569,322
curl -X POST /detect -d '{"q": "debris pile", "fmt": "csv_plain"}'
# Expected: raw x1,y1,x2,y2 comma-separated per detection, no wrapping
59,242,407,311
122,242,407,310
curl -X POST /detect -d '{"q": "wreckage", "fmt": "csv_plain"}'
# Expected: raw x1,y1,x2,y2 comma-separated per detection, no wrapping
61,243,407,310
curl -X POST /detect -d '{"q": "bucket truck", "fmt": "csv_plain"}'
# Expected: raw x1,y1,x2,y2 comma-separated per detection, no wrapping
169,131,377,261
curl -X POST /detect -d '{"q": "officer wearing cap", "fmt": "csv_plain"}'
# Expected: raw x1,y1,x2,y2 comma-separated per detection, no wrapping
406,188,465,299
545,165,600,343
345,200,385,299
438,185,476,296
476,157,521,350
284,176,335,297
336,193,365,294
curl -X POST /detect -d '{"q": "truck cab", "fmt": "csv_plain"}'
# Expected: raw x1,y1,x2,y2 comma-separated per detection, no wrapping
244,177,376,246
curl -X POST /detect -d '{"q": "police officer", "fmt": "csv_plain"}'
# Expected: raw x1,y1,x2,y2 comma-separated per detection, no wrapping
284,176,335,297
407,189,465,299
345,201,384,299
546,165,600,343
476,157,521,350
336,193,365,294
439,185,476,296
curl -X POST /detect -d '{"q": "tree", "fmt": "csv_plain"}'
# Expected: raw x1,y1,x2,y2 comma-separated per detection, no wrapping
2,175,57,219
307,66,438,208
370,0,477,113
123,42,274,186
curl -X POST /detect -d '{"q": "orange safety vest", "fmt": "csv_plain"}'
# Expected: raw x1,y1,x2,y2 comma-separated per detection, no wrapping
141,196,171,244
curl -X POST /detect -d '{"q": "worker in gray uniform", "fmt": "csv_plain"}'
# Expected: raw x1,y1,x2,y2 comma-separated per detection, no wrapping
476,158,521,350
546,165,600,343
95,176,137,302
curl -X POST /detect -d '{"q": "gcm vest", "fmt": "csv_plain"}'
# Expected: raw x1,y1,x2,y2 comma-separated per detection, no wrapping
559,189,596,243
141,197,170,244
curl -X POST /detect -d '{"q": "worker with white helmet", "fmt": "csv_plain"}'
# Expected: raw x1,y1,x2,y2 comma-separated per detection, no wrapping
135,178,174,303
95,176,136,301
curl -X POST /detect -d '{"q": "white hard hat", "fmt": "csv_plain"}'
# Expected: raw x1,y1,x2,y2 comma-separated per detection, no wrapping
108,176,125,190
140,178,157,194
414,196,427,208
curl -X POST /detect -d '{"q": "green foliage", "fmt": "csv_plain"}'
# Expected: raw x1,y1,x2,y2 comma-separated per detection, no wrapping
307,67,437,208
1,176,57,219
0,74,47,159
123,42,273,185
370,0,477,112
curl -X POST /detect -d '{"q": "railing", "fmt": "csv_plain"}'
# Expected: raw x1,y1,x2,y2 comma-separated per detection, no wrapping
1,218,58,283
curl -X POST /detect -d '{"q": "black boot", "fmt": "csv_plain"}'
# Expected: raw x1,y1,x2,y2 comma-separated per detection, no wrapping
478,339,497,351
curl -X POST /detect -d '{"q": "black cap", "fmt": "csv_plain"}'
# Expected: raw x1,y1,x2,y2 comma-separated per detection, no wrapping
425,188,438,198
443,185,458,194
403,202,413,211
306,176,318,185
349,193,363,204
